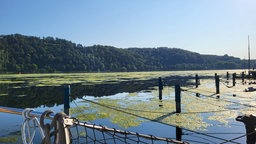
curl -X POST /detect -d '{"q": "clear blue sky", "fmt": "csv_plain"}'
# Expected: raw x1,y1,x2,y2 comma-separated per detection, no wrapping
1,0,256,59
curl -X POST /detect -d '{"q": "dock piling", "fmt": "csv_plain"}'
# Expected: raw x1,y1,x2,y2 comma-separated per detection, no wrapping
64,85,71,115
226,72,229,80
176,126,182,141
232,73,236,86
158,77,163,100
175,84,181,113
215,75,220,94
242,72,245,84
195,74,199,88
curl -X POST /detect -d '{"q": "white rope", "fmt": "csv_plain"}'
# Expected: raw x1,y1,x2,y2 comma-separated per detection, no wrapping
21,108,73,144
21,108,45,144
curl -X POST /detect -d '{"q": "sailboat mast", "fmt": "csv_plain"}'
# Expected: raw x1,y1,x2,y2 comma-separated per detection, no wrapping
248,35,251,71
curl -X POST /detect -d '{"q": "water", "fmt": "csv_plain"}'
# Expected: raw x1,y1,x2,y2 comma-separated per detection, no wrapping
0,70,250,143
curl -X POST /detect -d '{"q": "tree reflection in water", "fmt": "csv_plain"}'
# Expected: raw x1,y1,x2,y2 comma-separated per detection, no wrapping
0,75,196,108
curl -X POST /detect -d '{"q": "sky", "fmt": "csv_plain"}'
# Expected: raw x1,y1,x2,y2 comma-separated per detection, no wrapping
1,0,256,59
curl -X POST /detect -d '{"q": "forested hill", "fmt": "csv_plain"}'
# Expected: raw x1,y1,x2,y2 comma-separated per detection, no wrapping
0,34,251,73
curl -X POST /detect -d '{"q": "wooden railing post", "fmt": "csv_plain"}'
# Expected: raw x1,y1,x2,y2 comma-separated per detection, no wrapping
232,73,236,86
158,77,163,100
195,74,199,88
242,72,245,84
175,84,181,113
215,75,220,94
64,85,70,115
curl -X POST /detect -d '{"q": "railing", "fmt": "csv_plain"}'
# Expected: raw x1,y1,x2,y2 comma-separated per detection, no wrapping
20,108,188,144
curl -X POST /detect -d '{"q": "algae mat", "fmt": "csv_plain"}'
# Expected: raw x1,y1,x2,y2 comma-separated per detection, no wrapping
70,75,256,132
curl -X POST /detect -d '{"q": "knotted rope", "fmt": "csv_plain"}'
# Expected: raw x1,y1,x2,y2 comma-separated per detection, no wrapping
40,110,72,144
21,108,45,144
21,109,73,144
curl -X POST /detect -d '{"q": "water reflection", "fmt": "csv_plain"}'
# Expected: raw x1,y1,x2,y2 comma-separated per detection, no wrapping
0,76,195,108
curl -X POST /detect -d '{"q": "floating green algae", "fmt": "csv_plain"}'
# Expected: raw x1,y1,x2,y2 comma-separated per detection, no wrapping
0,93,8,96
0,136,18,143
0,131,20,144
68,70,256,132
70,91,218,130
0,70,237,87
0,72,169,87
71,99,144,128
208,110,238,126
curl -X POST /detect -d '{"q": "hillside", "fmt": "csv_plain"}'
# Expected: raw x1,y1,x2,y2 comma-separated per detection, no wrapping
0,34,252,73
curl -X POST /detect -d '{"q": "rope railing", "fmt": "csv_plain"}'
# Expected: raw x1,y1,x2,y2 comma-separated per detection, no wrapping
20,108,188,144
72,120,188,144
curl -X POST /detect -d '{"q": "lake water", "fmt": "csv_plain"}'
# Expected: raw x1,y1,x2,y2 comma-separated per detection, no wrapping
0,70,252,143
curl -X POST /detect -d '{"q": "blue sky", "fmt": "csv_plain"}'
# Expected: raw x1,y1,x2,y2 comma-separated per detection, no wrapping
1,0,256,59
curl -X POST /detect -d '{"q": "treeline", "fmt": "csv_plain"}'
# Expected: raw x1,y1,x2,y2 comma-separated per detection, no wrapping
0,34,253,73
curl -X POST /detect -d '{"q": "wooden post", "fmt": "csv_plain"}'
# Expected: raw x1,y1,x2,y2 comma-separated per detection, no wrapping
242,72,245,84
215,75,220,94
226,72,229,80
158,77,163,100
175,84,181,113
176,126,182,141
195,74,199,88
64,85,70,115
232,73,236,86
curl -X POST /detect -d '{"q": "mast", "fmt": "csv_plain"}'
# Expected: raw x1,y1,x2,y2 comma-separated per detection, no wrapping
248,35,251,71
